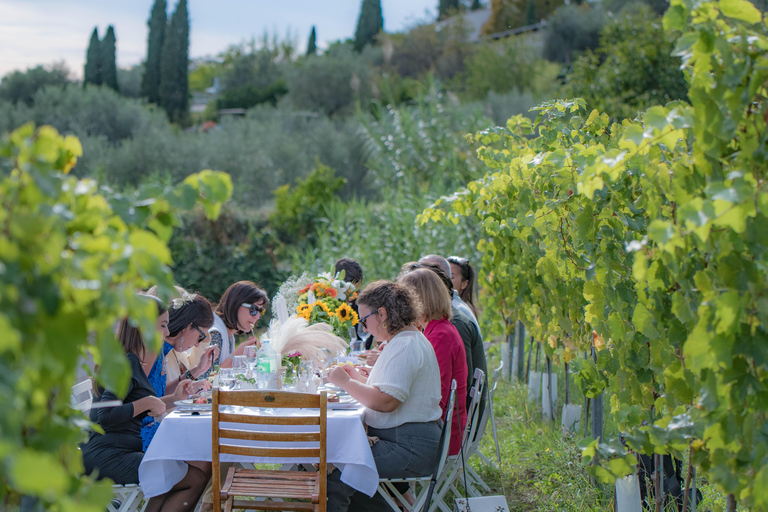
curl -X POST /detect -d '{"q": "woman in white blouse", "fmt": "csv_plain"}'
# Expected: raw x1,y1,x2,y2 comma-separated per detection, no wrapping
328,280,443,512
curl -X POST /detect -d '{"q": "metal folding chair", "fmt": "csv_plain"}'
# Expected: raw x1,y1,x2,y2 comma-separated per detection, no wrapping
376,380,458,512
72,379,147,512
430,370,486,512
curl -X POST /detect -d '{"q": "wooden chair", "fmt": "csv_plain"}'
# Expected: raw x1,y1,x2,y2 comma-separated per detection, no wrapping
212,388,327,512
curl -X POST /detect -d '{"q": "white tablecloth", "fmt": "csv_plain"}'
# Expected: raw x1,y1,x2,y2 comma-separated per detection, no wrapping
138,406,378,498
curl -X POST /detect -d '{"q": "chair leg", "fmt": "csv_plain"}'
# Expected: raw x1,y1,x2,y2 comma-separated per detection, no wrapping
465,464,491,493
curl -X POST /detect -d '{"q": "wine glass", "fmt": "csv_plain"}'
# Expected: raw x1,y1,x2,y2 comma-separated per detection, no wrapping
243,346,258,373
218,368,236,391
232,356,250,389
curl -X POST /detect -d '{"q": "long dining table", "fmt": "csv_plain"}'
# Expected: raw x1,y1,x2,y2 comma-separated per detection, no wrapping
138,403,379,499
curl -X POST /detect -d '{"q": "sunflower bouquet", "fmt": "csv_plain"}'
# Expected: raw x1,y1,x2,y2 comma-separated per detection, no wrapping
294,276,359,340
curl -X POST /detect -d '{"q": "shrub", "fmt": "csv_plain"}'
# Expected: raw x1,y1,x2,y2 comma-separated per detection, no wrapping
0,63,72,106
543,4,605,64
283,44,378,116
270,161,347,243
564,5,688,120
168,206,287,303
459,36,541,99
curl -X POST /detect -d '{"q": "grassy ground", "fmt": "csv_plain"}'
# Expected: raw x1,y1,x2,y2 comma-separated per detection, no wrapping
453,344,743,512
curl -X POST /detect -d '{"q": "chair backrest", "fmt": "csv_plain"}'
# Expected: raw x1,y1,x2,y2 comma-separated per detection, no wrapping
461,369,485,456
467,363,505,455
211,389,328,506
476,360,503,441
71,379,94,412
434,380,458,478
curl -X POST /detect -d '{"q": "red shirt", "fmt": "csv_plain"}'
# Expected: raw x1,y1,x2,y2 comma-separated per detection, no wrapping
423,318,468,456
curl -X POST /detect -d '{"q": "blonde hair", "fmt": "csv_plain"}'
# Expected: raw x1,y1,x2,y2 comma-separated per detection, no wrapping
397,268,452,323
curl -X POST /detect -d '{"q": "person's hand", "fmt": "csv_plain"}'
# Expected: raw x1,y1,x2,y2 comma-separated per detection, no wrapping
144,396,166,417
193,345,219,375
173,379,194,400
328,366,351,388
182,379,211,397
357,366,371,378
242,336,260,350
364,349,381,366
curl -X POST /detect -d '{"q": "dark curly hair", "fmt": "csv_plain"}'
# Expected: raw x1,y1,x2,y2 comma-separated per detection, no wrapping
356,280,421,335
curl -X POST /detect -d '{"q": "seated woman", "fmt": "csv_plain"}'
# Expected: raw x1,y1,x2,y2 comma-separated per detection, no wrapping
448,256,478,320
204,281,269,369
327,280,443,511
141,290,216,450
82,295,209,512
398,268,468,456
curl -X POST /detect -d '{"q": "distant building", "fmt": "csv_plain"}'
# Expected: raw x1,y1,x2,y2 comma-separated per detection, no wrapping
436,8,493,42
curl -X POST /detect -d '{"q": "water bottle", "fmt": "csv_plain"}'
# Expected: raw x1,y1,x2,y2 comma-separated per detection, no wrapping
255,339,279,389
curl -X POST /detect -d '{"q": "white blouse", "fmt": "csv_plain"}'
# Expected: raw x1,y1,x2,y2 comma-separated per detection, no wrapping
364,330,442,429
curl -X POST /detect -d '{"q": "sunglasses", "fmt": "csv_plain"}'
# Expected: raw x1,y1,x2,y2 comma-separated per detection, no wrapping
192,324,207,343
360,310,377,330
241,302,265,317
448,256,469,268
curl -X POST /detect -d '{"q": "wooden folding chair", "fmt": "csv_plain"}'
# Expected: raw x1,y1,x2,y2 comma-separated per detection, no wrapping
212,388,327,512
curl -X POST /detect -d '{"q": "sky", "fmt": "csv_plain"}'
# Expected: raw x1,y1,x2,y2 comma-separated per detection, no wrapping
0,0,437,78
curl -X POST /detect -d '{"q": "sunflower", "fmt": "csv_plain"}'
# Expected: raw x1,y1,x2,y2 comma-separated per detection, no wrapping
297,303,314,321
316,301,332,314
335,302,356,324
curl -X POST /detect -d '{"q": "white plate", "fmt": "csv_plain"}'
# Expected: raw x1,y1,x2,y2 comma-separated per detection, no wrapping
326,395,359,409
319,384,346,393
173,399,211,411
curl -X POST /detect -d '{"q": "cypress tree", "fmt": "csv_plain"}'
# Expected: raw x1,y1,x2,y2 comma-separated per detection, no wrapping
101,25,119,91
141,0,167,104
306,26,317,56
470,0,483,9
438,0,460,19
84,27,102,86
159,0,189,123
353,0,383,52
525,0,537,25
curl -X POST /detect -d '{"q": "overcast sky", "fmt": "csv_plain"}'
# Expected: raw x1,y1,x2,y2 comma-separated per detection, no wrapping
0,0,437,78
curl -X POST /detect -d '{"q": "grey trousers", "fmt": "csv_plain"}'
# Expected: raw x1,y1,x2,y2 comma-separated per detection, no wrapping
327,421,442,512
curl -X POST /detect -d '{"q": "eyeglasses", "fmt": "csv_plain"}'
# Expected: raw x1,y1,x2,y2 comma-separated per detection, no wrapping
192,324,207,343
360,311,377,330
241,303,265,316
448,256,469,268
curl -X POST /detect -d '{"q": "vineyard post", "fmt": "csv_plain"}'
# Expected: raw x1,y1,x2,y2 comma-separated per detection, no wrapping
653,453,664,512
514,320,525,380
544,355,554,422
525,336,534,382
502,330,513,380
591,346,603,443
583,351,590,439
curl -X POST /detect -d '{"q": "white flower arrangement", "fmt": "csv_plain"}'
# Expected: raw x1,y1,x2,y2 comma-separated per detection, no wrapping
171,291,197,309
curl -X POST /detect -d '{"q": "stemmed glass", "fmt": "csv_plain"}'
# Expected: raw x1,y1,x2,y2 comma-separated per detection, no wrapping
232,356,250,389
243,346,258,375
218,368,236,391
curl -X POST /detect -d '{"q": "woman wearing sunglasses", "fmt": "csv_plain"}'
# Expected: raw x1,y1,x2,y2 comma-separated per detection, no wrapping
206,281,269,369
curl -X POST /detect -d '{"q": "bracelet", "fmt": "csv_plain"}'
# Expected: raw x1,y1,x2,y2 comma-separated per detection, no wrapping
184,370,195,381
